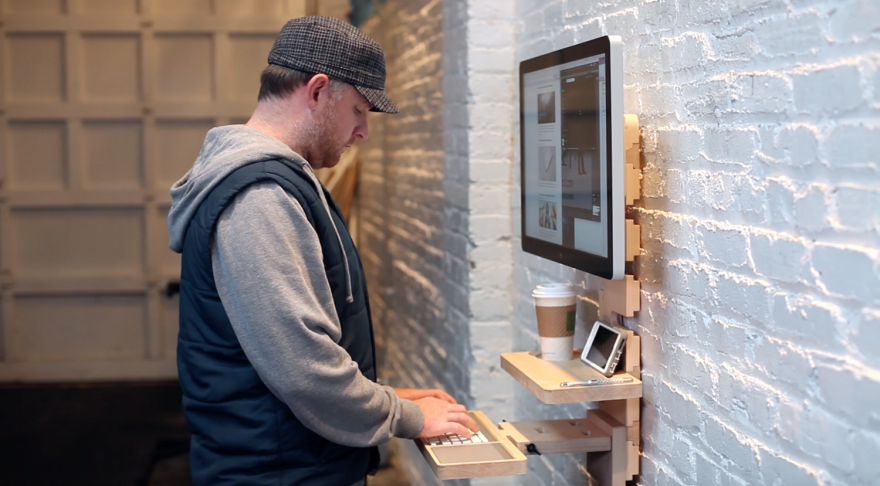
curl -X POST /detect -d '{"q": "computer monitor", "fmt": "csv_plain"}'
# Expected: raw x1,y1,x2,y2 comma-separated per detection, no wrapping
519,35,624,280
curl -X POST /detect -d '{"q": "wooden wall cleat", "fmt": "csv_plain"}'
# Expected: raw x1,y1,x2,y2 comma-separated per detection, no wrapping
599,275,640,318
625,219,640,262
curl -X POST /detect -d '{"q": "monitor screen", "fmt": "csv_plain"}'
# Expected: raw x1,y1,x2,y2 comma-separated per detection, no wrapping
520,36,624,280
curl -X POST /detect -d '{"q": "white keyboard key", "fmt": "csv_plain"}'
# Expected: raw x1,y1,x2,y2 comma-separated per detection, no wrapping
424,429,491,446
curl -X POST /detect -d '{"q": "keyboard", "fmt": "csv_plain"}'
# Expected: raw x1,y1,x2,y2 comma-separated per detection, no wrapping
424,430,489,446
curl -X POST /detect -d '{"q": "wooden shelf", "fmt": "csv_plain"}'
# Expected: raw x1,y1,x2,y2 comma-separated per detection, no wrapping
500,351,642,404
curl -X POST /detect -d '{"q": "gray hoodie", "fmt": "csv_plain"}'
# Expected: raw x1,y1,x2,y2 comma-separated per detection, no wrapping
167,125,423,446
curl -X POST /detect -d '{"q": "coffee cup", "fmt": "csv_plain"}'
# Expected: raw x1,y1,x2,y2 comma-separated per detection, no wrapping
532,283,578,361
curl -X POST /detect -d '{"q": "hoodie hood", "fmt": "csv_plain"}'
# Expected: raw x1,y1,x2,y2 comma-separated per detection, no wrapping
167,124,356,303
167,125,304,253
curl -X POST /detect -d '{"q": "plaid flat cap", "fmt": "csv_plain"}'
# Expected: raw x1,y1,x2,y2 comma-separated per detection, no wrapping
269,16,398,114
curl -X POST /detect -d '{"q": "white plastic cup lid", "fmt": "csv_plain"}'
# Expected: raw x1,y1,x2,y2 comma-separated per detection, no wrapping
532,283,577,298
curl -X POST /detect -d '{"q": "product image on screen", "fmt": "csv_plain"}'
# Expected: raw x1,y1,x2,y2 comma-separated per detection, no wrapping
586,325,617,369
520,35,624,280
538,200,557,230
537,91,556,124
538,146,556,181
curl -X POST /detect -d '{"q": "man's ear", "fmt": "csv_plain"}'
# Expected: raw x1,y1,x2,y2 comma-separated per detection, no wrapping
305,74,331,111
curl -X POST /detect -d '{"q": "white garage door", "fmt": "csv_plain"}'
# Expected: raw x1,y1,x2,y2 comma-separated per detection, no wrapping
0,0,307,382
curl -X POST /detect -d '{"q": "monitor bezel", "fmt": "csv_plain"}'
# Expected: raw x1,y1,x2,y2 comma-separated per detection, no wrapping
519,35,624,280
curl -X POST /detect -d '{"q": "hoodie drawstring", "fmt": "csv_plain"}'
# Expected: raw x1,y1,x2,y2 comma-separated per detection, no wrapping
300,162,355,304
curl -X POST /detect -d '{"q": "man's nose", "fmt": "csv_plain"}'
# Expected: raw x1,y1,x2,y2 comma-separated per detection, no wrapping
354,118,369,140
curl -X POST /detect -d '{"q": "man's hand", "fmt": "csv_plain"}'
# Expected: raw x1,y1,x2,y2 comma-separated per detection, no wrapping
393,388,457,404
413,397,480,439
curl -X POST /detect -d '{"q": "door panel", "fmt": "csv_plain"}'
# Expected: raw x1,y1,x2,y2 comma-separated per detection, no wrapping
15,293,147,362
0,0,310,382
6,34,66,103
8,121,68,190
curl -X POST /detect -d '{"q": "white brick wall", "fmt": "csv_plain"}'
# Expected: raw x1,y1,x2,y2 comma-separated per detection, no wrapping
510,1,880,485
358,1,516,485
359,0,879,485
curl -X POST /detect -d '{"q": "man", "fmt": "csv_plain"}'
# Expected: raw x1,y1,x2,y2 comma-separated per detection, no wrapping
167,16,478,486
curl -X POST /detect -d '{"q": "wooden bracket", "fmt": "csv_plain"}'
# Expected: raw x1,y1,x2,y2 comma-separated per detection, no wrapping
500,418,612,455
601,114,641,318
599,275,640,318
588,330,642,483
624,114,640,206
625,219,640,262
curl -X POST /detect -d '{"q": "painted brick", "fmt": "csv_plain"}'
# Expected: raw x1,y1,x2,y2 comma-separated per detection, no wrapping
704,417,760,478
793,64,863,115
732,73,790,114
753,337,814,390
706,316,749,359
835,184,878,231
809,412,856,474
766,177,796,227
682,77,731,116
726,0,781,20
825,123,880,169
695,222,750,267
713,31,761,63
672,347,717,397
759,449,823,486
719,467,749,486
657,127,704,163
732,175,767,219
712,271,773,322
812,244,880,302
638,41,665,75
468,19,511,49
659,381,704,429
874,68,880,102
816,364,880,427
604,7,640,38
857,309,880,368
468,46,516,74
695,452,718,485
771,293,842,349
794,183,829,232
469,74,515,104
678,0,728,24
853,431,880,485
829,0,880,42
755,10,825,57
639,83,678,117
774,397,810,452
750,231,810,283
702,127,758,164
776,124,819,167
662,32,712,72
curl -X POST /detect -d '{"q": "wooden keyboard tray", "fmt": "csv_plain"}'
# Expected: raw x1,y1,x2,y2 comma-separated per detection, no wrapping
415,410,527,480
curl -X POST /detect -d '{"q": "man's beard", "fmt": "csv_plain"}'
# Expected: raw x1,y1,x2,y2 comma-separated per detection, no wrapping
302,103,351,169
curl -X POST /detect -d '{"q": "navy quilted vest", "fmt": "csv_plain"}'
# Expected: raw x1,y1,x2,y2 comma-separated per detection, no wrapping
177,159,378,486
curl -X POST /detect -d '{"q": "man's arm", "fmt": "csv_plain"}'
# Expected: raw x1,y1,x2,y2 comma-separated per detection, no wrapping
213,182,423,446
212,182,477,446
